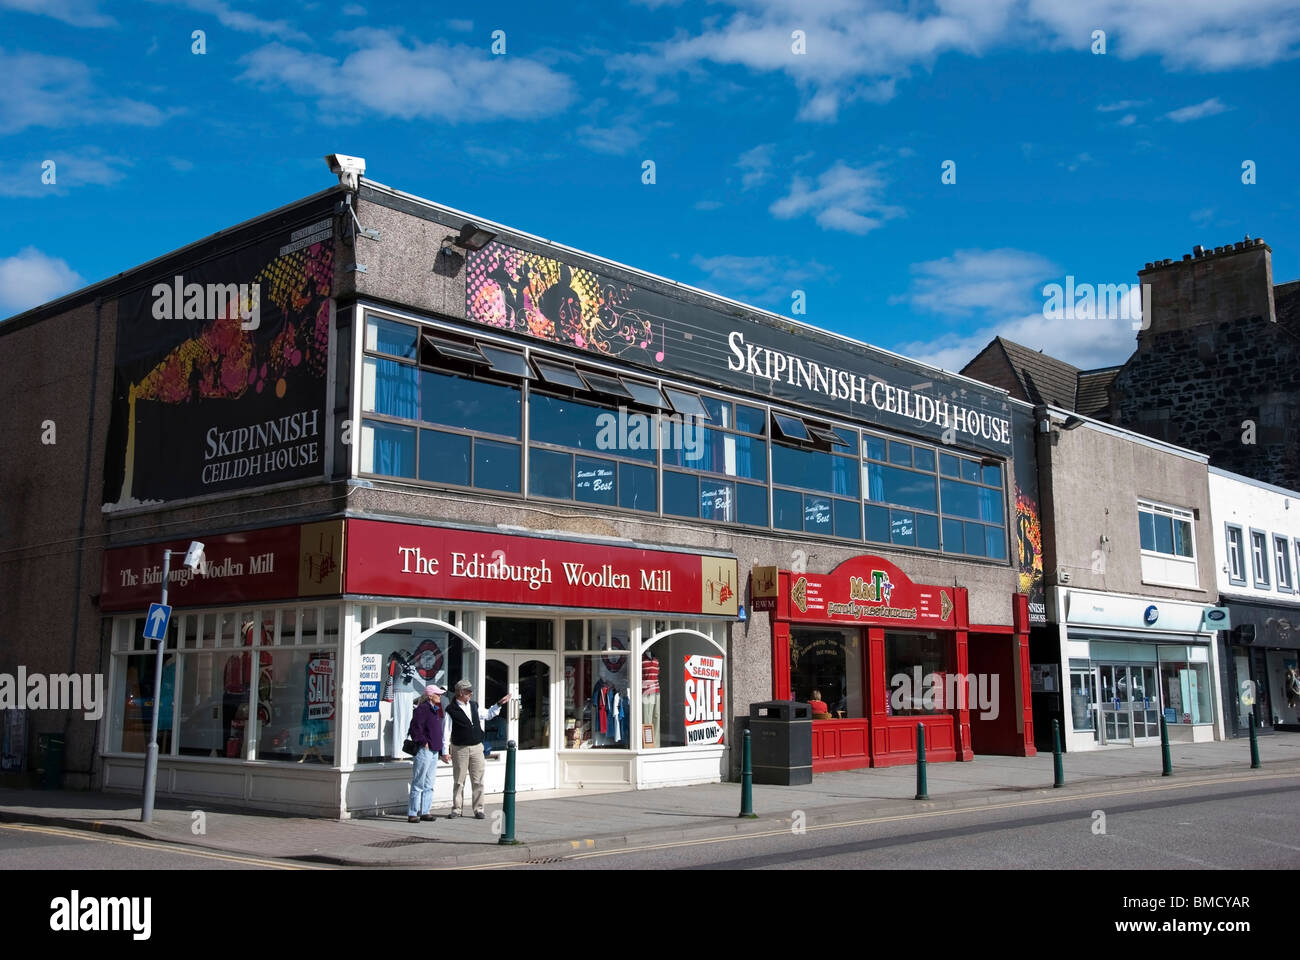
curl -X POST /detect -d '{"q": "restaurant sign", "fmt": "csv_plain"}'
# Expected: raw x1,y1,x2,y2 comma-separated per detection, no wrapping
780,555,959,627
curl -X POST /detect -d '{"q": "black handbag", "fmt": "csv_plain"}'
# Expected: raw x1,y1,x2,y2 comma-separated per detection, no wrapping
401,738,419,757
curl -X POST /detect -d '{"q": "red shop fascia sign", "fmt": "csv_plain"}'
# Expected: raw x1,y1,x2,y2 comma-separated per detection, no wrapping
775,555,968,630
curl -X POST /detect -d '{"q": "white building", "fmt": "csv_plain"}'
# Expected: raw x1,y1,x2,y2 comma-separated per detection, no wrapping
1208,467,1300,735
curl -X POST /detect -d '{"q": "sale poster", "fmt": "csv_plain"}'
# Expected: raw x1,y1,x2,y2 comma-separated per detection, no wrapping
684,655,724,746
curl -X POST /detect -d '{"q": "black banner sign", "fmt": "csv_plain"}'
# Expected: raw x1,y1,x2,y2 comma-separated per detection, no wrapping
103,214,335,507
465,241,1012,455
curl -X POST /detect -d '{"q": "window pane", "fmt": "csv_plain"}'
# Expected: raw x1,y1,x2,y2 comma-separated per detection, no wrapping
867,463,937,511
419,429,470,485
736,404,766,435
774,444,858,496
890,509,915,545
772,412,810,441
1139,511,1156,551
940,478,982,520
960,459,981,482
978,487,1004,524
362,420,416,477
700,478,736,522
913,447,936,472
664,471,699,518
667,427,765,481
888,440,912,467
943,518,964,553
885,633,951,715
774,488,803,531
619,462,656,512
964,521,987,557
644,632,726,747
700,396,731,427
738,483,768,526
864,435,887,462
421,369,520,437
530,447,573,499
985,525,1007,560
1154,514,1175,555
865,504,890,542
363,358,420,418
982,463,1002,487
833,500,861,539
365,317,417,358
531,392,655,462
575,456,617,505
663,387,710,420
916,513,939,550
790,627,863,718
475,440,520,492
253,648,336,763
804,495,831,533
175,652,229,757
1174,521,1193,558
940,452,960,477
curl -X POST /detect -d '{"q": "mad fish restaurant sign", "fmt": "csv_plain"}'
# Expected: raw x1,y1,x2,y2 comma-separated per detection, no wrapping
465,241,1013,455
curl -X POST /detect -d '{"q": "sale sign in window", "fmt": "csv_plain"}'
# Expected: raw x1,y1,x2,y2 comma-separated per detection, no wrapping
684,655,724,745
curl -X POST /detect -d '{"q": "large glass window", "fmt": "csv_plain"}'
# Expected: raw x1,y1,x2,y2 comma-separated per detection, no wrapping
789,627,864,719
252,648,335,763
641,623,726,748
1138,500,1195,559
884,632,952,715
1159,659,1213,725
529,391,656,512
563,620,630,750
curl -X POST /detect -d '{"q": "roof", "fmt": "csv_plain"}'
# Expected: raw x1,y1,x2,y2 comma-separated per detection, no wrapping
1075,366,1120,418
1275,279,1300,335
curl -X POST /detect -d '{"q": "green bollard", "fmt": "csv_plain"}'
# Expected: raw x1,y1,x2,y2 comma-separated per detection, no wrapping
1160,716,1172,777
1249,713,1261,769
739,728,757,818
498,739,521,845
915,723,929,800
1052,718,1065,788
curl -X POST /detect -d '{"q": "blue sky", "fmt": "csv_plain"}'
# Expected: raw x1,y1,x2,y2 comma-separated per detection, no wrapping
2,0,1298,373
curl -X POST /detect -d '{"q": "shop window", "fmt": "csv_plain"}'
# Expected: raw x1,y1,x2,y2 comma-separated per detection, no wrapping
564,619,631,750
487,617,555,650
789,627,863,719
1070,669,1097,733
884,632,952,715
357,623,476,764
114,651,177,754
252,648,335,763
641,629,726,748
1159,660,1213,724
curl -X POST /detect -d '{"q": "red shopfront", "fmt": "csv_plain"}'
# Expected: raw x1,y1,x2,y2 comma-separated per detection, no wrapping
769,555,1035,772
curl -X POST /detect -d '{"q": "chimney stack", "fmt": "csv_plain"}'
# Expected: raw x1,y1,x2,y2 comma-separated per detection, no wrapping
1136,236,1275,340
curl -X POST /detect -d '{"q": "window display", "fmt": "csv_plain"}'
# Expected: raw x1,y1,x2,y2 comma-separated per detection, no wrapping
884,632,951,715
790,626,864,718
253,648,335,763
562,619,630,749
1160,659,1212,724
641,623,726,748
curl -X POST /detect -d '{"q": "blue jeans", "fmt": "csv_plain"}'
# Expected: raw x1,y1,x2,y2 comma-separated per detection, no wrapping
408,746,438,817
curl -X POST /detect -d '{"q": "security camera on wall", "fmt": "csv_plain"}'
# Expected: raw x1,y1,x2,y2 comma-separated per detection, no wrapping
325,153,366,191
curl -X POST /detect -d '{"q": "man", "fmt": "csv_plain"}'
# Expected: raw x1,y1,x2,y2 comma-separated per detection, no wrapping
443,679,510,819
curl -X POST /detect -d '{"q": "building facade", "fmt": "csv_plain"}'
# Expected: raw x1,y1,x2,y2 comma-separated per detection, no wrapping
1207,467,1300,736
1026,407,1223,752
0,168,1042,815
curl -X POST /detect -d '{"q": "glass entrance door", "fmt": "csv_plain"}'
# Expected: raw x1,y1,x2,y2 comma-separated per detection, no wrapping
484,653,555,790
1098,664,1160,744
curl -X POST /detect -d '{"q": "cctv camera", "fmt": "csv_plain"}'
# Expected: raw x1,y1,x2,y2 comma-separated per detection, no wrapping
325,153,366,191
183,541,206,573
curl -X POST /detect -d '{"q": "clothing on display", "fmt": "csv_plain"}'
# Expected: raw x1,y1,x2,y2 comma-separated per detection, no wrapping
590,679,629,746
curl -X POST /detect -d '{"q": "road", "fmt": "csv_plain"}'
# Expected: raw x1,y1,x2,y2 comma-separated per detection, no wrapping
470,772,1300,870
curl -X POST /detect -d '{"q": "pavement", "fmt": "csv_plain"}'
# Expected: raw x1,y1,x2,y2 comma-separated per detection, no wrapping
2,735,1298,868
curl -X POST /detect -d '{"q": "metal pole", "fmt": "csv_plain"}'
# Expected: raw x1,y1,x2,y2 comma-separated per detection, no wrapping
1052,718,1065,788
141,550,170,822
1249,712,1261,769
915,722,929,800
498,739,520,845
1159,715,1172,777
739,728,756,818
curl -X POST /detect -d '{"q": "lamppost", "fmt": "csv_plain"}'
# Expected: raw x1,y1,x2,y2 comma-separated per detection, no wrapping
141,540,204,823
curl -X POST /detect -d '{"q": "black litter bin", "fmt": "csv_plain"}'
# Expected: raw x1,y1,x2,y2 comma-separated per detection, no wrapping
37,733,64,789
749,701,812,785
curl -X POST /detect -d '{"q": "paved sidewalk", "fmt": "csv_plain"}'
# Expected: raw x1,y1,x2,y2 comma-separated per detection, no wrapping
2,735,1297,867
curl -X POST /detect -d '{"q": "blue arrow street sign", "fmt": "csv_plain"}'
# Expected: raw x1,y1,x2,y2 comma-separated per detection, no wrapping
143,603,172,642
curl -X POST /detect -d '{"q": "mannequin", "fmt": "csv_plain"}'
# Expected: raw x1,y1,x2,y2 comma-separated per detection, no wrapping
642,652,660,747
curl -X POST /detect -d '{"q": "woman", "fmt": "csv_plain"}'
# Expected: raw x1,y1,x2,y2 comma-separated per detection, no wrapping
807,689,831,718
407,684,449,823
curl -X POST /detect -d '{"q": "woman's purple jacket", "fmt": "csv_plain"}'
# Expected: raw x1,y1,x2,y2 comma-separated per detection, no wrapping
410,700,445,752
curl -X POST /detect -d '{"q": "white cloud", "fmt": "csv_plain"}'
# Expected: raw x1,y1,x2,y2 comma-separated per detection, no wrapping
143,0,309,42
239,32,575,122
737,143,774,190
0,148,132,197
343,3,366,15
576,119,643,154
0,0,114,26
1097,99,1148,112
608,1,1300,121
770,161,902,234
893,248,1057,316
691,252,830,304
0,49,168,134
0,247,83,316
1117,113,1137,126
1163,96,1230,122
